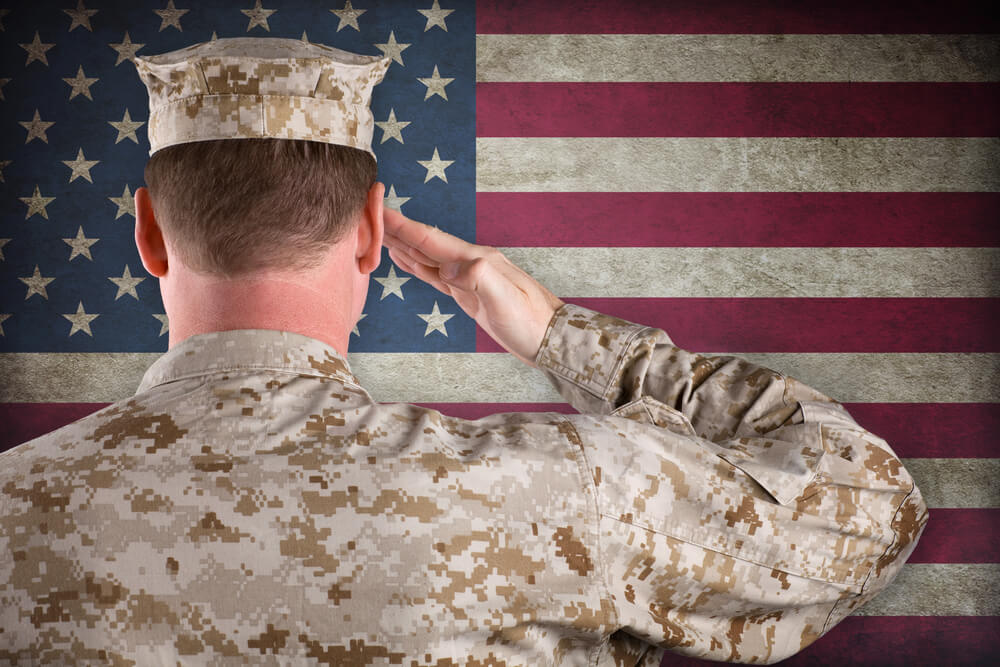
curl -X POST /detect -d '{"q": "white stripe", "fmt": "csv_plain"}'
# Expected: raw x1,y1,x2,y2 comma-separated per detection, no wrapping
476,34,1000,82
477,137,1000,192
498,247,1000,298
904,459,1000,508
855,564,1000,616
2,352,997,404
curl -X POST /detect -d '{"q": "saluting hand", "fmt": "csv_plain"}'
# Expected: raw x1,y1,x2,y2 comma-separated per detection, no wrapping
381,205,565,368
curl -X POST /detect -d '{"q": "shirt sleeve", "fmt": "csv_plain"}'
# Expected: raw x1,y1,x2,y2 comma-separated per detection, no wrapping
533,302,929,664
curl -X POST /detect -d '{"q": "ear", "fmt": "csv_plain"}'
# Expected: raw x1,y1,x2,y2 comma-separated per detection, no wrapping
355,181,384,275
134,186,169,278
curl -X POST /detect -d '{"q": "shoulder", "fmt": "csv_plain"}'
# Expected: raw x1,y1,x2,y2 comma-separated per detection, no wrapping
0,393,175,487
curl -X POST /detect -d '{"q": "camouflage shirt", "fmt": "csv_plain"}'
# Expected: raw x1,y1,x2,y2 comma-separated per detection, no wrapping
0,303,927,665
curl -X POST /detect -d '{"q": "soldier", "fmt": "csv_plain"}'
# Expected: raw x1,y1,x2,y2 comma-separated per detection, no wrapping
0,37,927,665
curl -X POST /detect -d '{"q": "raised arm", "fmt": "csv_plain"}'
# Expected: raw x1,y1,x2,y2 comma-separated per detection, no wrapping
383,206,929,663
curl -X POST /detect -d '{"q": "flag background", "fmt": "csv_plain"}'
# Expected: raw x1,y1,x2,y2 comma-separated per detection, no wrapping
1,1,997,664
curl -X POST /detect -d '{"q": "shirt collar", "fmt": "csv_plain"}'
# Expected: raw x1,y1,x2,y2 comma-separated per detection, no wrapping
136,328,363,394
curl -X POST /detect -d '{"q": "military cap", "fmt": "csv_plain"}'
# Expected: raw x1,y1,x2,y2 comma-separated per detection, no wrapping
133,36,390,158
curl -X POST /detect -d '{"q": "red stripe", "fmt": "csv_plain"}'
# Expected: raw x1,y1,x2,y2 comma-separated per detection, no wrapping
476,298,1000,353
478,83,1000,138
0,403,106,453
842,403,1000,459
420,402,998,460
476,192,1000,248
657,616,999,666
477,0,1000,34
5,403,997,459
908,509,1000,564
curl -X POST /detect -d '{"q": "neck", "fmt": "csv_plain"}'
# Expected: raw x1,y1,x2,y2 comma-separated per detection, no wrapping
164,272,354,357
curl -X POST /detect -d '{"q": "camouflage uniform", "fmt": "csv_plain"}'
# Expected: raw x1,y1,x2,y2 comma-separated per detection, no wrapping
0,303,927,665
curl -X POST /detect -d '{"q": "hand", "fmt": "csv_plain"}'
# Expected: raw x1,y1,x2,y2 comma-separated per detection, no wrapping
381,205,565,368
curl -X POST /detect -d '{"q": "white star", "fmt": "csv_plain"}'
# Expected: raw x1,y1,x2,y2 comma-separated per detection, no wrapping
64,0,99,32
0,313,10,336
19,185,56,220
417,300,454,337
62,148,100,183
331,0,365,32
108,108,145,144
63,226,99,261
19,265,55,300
153,313,169,336
0,238,9,260
108,184,136,219
19,31,55,67
0,9,10,32
374,264,411,301
241,0,276,32
109,31,145,66
63,65,99,101
418,147,454,183
351,312,366,337
375,30,410,66
63,302,99,337
154,0,189,32
109,264,145,300
0,159,9,183
375,108,410,144
418,65,453,101
383,184,410,212
0,78,9,102
19,109,55,144
417,1,454,32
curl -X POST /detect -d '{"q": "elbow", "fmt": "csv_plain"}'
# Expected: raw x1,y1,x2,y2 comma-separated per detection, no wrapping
870,480,930,585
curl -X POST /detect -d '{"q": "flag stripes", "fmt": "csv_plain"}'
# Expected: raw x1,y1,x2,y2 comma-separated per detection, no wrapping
476,1,1000,35
6,402,997,460
473,298,1000,353
475,5,998,662
475,35,1000,83
3,352,999,404
477,83,1000,137
477,137,1000,192
497,248,1000,297
476,193,1000,247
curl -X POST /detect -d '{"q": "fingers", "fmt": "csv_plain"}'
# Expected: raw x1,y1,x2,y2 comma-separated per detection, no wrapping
382,207,478,267
386,247,453,297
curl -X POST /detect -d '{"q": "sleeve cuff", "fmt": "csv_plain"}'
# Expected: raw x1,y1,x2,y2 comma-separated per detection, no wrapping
533,302,668,403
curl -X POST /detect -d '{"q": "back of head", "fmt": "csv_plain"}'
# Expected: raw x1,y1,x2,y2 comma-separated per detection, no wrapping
132,36,390,277
143,137,375,276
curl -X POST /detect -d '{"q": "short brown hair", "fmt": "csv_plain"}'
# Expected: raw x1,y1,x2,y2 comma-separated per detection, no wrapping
143,138,376,276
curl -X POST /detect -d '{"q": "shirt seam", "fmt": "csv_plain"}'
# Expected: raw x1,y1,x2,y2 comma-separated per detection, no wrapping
558,417,622,663
539,323,655,404
141,365,363,394
598,511,863,591
857,482,918,596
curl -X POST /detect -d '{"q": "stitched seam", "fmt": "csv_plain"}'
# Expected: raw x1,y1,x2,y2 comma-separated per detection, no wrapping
599,326,657,402
598,511,862,590
540,324,655,403
141,366,364,393
857,483,916,595
560,418,621,662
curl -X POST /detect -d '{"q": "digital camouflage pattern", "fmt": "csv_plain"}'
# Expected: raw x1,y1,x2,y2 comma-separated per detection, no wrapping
133,37,391,158
0,302,927,665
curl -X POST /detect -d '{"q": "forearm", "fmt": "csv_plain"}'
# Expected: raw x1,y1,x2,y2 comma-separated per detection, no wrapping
534,302,855,442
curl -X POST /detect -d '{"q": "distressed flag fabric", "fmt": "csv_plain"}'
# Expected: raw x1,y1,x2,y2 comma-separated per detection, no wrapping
1,1,998,665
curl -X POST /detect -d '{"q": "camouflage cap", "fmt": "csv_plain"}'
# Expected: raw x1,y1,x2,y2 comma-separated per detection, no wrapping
133,36,390,159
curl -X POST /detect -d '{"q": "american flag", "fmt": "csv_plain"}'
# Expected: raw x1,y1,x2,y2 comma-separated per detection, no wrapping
0,1,997,665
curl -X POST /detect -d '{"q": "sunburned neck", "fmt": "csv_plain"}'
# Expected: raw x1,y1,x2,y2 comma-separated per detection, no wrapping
164,273,353,357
